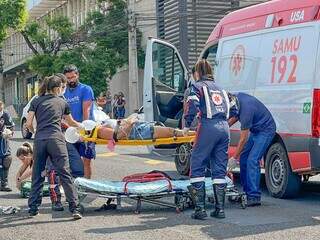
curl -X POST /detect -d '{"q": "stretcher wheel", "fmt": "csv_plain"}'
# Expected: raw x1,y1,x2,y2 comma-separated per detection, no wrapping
240,194,247,209
174,143,192,176
227,195,239,202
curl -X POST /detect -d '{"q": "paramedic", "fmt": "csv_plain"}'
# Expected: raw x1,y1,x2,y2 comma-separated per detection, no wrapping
184,59,230,220
63,65,95,179
228,92,276,207
26,75,83,219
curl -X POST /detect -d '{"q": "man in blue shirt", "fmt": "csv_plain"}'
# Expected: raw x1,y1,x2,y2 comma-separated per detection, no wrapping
63,65,95,179
228,92,276,207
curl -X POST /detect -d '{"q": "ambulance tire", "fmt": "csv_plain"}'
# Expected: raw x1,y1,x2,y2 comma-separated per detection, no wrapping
174,143,191,176
265,143,301,199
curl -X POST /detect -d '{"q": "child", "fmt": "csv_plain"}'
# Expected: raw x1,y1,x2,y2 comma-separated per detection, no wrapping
16,142,64,211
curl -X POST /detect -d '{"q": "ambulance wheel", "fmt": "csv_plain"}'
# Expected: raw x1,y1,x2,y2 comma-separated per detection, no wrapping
265,143,301,199
174,143,191,176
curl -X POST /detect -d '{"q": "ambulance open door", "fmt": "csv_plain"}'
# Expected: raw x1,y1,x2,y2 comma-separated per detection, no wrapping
143,38,189,128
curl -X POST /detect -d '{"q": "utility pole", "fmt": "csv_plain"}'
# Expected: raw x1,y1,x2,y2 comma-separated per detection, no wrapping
128,0,139,114
0,48,4,102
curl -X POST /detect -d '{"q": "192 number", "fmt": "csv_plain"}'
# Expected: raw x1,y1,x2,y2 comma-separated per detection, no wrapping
271,55,297,83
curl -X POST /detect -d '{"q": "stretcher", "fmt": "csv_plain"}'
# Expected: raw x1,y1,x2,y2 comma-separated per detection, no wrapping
74,171,247,214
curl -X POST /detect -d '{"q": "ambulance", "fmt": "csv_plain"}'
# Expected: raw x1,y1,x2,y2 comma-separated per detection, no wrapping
143,0,320,198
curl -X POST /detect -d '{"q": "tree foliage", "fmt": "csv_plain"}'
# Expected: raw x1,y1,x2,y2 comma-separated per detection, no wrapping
0,0,27,44
24,0,144,96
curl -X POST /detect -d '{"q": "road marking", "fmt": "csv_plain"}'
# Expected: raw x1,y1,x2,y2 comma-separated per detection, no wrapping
96,152,119,157
144,160,164,165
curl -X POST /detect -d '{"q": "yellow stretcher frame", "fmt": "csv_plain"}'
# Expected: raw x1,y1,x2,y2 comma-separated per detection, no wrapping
80,127,195,146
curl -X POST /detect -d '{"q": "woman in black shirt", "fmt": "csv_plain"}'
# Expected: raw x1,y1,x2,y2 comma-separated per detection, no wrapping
26,74,83,220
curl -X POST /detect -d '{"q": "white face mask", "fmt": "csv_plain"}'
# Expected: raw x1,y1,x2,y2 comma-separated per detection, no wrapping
59,88,66,96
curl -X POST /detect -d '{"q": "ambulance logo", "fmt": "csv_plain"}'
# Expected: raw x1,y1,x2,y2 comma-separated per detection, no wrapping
230,45,245,76
212,93,223,105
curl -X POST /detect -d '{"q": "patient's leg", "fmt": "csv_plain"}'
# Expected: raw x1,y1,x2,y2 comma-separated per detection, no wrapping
153,127,195,139
97,127,114,140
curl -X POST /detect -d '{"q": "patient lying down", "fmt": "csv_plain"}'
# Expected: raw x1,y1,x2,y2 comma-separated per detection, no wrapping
95,116,195,141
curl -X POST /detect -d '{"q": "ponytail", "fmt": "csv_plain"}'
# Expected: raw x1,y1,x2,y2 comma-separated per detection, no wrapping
16,142,33,157
38,77,49,96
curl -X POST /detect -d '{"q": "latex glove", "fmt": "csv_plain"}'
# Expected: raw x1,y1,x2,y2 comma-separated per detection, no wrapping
227,157,238,171
182,127,190,136
77,123,85,130
2,128,12,139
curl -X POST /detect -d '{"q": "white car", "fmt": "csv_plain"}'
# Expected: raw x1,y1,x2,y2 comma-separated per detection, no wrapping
20,96,109,139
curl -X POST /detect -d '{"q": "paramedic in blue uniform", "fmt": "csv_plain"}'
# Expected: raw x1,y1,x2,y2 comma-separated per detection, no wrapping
228,92,276,206
63,65,95,179
184,59,230,220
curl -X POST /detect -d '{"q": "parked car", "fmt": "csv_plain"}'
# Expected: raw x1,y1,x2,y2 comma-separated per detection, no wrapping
20,96,109,139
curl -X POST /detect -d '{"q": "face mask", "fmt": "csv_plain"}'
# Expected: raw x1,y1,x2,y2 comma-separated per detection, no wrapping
59,88,66,96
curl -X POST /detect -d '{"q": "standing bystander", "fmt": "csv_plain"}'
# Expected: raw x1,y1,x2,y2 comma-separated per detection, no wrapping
0,101,14,192
63,65,96,179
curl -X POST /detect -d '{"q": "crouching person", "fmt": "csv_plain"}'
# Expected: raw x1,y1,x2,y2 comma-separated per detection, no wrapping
183,60,229,219
26,75,83,220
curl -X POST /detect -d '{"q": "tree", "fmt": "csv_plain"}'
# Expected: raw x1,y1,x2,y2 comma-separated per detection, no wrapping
0,0,27,44
23,0,145,96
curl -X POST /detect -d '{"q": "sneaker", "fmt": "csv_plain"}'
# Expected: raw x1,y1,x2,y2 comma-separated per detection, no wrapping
28,209,39,217
0,184,12,192
247,197,261,207
72,210,82,220
52,202,64,211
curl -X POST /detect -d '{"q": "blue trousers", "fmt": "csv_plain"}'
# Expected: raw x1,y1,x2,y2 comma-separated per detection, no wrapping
190,118,229,187
240,131,275,199
66,142,84,178
117,107,125,119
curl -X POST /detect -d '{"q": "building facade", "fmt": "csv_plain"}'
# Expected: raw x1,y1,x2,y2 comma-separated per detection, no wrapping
156,0,268,69
1,0,97,113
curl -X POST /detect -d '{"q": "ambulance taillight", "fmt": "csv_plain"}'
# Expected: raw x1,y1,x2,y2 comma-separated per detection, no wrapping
312,89,320,138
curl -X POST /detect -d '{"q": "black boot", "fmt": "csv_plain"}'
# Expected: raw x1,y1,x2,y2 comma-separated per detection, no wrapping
188,183,207,220
0,168,12,192
210,184,226,219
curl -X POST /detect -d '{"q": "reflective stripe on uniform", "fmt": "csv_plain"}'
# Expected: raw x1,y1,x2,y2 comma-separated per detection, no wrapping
202,86,212,118
212,178,227,184
190,176,206,183
187,95,200,102
222,90,230,119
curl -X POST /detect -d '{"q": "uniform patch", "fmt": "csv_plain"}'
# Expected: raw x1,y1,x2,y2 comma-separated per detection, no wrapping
212,93,223,105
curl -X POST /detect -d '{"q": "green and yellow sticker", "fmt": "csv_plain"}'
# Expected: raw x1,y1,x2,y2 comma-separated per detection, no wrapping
303,102,311,114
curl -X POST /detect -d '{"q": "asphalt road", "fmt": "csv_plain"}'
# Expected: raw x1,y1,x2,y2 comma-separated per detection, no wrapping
1,131,320,240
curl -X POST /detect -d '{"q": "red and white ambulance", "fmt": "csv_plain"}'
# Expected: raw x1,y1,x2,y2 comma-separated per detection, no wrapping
143,0,320,198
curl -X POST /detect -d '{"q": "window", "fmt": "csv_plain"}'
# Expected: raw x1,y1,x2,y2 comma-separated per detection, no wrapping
203,44,218,68
152,42,185,93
